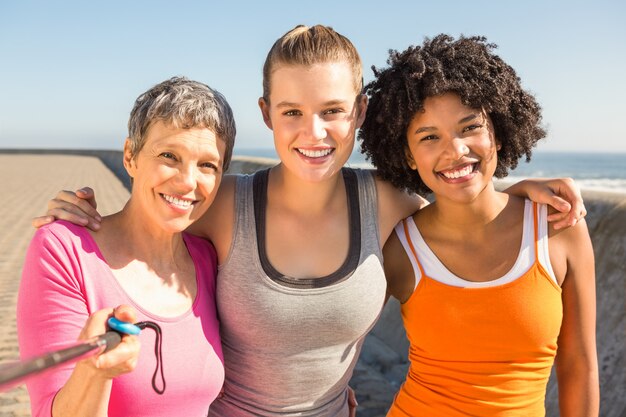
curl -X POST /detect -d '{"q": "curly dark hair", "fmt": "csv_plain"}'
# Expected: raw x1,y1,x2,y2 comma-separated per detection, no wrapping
358,34,546,195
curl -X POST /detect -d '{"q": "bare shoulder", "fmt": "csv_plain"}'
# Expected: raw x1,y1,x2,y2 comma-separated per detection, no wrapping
213,174,237,210
373,171,428,215
383,228,417,304
187,174,237,242
548,207,594,286
547,205,592,247
370,170,428,243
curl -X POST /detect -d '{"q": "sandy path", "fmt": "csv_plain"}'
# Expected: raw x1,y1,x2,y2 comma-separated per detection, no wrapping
0,154,129,416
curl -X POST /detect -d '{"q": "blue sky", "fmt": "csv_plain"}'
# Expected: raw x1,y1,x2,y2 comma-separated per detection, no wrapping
1,0,625,154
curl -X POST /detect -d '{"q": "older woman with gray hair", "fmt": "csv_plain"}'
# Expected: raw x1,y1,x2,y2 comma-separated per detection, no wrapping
17,77,235,417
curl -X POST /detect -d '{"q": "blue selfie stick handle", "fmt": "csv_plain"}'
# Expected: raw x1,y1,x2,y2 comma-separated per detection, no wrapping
107,317,141,336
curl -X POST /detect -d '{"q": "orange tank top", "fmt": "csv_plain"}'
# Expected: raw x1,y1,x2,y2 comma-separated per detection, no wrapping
388,202,563,417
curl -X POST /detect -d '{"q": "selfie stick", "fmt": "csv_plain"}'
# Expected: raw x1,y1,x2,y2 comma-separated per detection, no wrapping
0,318,140,392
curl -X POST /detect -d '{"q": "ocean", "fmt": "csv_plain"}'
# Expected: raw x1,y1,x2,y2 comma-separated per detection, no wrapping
234,148,626,194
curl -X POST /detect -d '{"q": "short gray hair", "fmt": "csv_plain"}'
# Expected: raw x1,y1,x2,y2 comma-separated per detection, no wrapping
128,76,236,170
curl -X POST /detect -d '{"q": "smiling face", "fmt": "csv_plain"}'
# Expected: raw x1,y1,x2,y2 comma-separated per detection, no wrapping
124,120,225,234
259,61,367,183
405,93,500,203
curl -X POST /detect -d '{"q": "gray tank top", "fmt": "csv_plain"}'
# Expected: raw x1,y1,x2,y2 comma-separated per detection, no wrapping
208,168,386,417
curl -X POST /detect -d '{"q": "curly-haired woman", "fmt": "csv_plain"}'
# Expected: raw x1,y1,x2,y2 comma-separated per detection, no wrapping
360,35,599,416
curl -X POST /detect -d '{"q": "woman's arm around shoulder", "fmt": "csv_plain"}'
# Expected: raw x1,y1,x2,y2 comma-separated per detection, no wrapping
185,174,237,262
504,177,586,230
372,173,428,245
548,213,599,417
32,187,102,230
383,229,417,305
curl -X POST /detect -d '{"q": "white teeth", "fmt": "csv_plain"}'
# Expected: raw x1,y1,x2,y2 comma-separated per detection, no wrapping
442,164,474,179
297,148,332,158
162,194,193,208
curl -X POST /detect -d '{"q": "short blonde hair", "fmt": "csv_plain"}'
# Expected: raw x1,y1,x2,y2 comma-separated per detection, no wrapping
262,25,363,101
